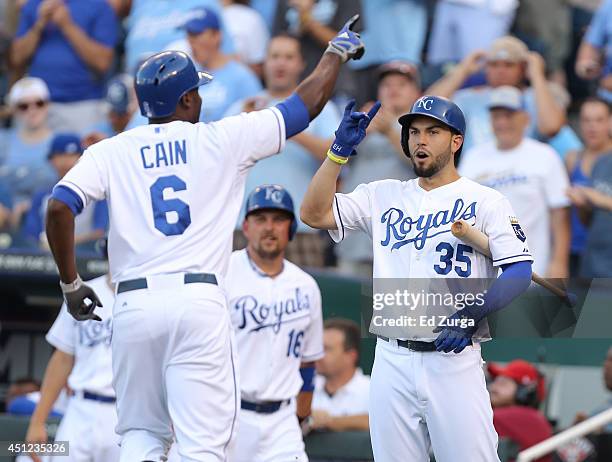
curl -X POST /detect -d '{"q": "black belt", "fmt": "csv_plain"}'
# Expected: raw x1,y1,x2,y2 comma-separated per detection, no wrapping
70,390,116,403
378,336,472,351
241,399,290,414
117,273,218,294
378,336,438,352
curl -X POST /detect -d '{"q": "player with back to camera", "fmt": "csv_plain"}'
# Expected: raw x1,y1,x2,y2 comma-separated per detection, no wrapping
43,15,365,462
300,95,535,461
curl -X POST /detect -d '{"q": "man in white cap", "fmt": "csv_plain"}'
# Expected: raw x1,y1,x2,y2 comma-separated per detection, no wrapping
459,85,571,277
0,77,55,222
427,36,565,153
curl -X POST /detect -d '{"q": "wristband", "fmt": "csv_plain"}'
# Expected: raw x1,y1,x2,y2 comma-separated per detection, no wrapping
327,149,348,165
59,275,83,294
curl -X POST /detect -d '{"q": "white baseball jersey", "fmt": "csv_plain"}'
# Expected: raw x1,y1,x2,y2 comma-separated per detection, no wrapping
46,274,115,396
226,249,324,401
330,176,533,279
57,109,285,282
460,138,570,275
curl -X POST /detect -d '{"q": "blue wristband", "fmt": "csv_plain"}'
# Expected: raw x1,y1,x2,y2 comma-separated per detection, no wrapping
300,366,315,392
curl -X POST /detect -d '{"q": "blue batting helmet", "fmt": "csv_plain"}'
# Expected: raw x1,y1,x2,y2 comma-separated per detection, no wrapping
398,95,466,165
135,51,213,119
244,185,297,240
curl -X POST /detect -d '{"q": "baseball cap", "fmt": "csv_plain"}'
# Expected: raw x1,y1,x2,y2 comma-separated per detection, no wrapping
377,61,421,88
488,360,545,402
105,75,132,114
181,7,220,35
48,133,83,160
488,86,525,111
7,77,50,107
487,36,529,63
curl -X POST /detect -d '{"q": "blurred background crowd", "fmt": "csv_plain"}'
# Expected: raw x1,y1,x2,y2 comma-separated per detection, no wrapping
1,2,612,461
1,0,612,280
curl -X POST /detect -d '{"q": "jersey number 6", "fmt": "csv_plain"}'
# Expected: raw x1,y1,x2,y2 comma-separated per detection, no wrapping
434,242,473,277
150,175,192,236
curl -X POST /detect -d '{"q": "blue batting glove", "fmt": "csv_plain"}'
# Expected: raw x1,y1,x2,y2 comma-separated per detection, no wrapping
433,309,479,353
330,100,381,158
326,14,365,62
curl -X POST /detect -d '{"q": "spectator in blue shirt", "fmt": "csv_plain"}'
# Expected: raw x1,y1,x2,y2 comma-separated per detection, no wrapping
11,0,119,135
182,7,262,123
83,74,137,147
21,133,108,250
226,33,340,235
124,0,234,74
576,0,612,103
565,98,612,276
0,77,55,216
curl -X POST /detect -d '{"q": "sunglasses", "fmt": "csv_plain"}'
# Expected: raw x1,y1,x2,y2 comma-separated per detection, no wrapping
16,100,47,111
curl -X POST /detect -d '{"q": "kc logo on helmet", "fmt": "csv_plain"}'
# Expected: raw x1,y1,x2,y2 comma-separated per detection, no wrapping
416,97,434,111
265,187,283,203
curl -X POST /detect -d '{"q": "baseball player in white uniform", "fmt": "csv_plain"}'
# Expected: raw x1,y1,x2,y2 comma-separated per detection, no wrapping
227,185,323,462
43,16,364,462
300,95,534,461
24,241,118,462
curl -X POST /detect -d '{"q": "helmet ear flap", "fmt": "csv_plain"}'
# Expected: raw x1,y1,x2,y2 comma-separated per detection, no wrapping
400,124,410,158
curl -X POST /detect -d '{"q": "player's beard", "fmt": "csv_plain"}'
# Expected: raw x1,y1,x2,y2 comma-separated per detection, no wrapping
412,146,452,178
253,234,283,260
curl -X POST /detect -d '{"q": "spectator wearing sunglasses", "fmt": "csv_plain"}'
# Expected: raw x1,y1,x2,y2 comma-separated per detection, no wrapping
0,77,56,228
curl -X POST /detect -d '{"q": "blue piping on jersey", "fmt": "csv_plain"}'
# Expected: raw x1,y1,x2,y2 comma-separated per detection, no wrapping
51,185,84,215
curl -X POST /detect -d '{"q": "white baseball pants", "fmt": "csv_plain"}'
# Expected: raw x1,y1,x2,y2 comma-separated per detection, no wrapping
369,338,500,462
48,394,120,461
111,274,239,462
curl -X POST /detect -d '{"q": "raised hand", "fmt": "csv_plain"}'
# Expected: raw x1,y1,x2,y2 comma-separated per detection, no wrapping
325,14,365,63
329,100,381,160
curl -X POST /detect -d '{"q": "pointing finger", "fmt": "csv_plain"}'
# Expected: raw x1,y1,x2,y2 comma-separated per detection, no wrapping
367,101,382,120
343,14,360,31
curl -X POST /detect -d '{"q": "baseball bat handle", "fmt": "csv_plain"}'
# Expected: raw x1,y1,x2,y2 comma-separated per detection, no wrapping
451,220,575,306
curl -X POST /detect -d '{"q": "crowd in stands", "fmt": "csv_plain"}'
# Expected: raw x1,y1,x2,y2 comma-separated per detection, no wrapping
1,0,612,275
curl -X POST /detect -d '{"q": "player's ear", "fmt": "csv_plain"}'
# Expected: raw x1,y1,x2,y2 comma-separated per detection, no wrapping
242,218,249,237
451,133,463,154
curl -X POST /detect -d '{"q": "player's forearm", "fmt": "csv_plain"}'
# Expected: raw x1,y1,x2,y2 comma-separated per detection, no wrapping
300,158,342,229
327,414,369,432
30,350,74,424
290,133,333,161
59,22,113,74
297,391,313,419
463,261,532,321
296,53,342,120
46,199,79,283
532,75,565,137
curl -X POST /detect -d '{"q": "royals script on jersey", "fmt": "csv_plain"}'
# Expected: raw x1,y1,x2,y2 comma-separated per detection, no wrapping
330,177,533,278
226,249,324,401
57,109,285,282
